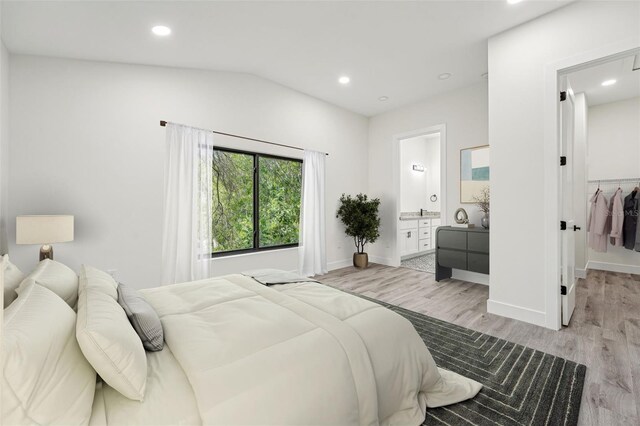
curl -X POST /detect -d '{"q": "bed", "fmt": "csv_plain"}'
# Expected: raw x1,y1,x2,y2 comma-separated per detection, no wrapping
89,273,481,425
2,258,481,425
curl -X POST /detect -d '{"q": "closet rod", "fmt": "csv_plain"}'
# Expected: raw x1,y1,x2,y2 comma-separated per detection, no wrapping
160,120,329,156
588,178,640,184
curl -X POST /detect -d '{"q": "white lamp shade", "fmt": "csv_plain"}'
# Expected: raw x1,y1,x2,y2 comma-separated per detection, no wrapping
16,215,74,245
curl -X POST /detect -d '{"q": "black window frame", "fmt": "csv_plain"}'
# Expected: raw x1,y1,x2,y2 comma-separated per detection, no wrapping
209,146,303,258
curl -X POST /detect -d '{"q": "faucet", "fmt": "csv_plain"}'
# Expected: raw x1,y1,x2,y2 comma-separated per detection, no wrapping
420,209,427,216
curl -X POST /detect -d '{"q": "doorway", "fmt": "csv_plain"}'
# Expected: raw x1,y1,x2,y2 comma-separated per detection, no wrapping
558,49,640,326
393,124,447,268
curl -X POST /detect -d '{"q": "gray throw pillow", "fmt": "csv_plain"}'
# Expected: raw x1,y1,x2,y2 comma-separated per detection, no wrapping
117,283,164,351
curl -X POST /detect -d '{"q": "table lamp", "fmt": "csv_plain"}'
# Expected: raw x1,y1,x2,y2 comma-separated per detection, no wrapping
16,215,74,261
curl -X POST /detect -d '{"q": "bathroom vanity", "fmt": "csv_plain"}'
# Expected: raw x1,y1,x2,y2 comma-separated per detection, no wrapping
398,213,441,258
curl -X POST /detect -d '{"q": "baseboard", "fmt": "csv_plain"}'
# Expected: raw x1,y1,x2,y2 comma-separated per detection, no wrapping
369,255,394,267
587,261,640,275
451,269,489,286
487,299,547,328
575,268,587,279
308,256,395,274
327,258,352,271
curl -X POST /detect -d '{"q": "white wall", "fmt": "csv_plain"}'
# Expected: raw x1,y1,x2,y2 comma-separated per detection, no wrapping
587,96,640,273
424,136,441,213
0,8,8,254
367,82,488,264
588,97,640,180
8,55,369,288
400,136,428,213
488,0,640,327
399,134,439,213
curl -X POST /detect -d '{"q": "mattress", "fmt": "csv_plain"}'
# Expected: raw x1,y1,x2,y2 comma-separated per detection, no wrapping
90,274,481,425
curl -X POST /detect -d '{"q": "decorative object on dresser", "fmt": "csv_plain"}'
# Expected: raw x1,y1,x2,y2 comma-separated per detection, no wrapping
473,186,490,229
460,145,490,203
336,193,381,268
435,226,489,281
15,215,74,261
452,207,475,228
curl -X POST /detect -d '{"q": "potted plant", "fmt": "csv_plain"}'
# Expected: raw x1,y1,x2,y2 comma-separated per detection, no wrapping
336,193,381,268
473,186,490,229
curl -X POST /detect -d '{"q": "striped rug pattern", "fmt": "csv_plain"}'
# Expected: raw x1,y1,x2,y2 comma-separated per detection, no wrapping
373,299,586,425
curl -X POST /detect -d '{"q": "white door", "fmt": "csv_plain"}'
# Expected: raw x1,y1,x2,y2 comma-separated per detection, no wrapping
560,77,577,326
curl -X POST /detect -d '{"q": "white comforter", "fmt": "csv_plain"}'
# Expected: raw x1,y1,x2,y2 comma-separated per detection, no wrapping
90,274,481,425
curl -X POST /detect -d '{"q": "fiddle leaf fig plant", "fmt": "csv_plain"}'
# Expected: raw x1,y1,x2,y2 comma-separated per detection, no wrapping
336,193,381,254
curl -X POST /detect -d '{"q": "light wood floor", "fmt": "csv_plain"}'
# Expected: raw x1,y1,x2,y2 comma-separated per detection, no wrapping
319,264,640,426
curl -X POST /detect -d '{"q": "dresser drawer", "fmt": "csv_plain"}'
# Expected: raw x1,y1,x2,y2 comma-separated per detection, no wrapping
438,249,467,270
399,219,418,230
468,253,490,274
419,238,431,251
468,232,489,253
419,219,431,228
437,229,467,250
419,228,430,238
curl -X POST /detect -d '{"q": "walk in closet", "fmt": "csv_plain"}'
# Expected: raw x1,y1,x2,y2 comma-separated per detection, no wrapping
568,53,640,276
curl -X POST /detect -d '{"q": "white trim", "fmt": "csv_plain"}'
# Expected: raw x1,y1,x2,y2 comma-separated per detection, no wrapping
327,258,352,271
392,124,448,268
487,299,547,327
543,38,640,331
575,268,587,279
369,255,394,266
587,261,640,275
451,270,489,286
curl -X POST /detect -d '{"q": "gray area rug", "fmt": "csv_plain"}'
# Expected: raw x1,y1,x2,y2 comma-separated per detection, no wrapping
369,298,586,425
401,253,436,274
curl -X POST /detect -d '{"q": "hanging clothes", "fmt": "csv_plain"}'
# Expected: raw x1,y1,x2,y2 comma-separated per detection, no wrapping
622,189,638,250
609,188,624,247
588,189,609,252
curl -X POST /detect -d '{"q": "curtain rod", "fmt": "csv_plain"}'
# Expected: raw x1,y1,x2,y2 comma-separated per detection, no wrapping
160,121,328,156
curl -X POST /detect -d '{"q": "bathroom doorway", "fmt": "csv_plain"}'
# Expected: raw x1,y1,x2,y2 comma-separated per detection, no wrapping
393,124,447,269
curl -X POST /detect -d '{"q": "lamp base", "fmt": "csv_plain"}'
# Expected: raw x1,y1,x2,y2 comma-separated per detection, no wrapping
40,245,53,261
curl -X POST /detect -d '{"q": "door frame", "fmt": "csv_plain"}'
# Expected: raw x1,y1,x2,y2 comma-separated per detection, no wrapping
392,124,447,267
543,39,639,330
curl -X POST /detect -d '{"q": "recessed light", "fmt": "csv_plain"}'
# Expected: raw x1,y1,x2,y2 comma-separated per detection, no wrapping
481,72,489,79
378,96,388,101
601,79,617,86
338,76,351,85
438,73,452,80
507,0,523,4
152,25,171,36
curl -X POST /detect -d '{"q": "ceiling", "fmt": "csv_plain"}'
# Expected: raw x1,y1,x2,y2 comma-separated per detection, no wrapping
568,53,640,106
2,1,572,116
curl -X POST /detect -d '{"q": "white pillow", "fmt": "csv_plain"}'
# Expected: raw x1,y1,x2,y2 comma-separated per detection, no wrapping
17,259,79,308
2,281,97,425
76,265,147,401
2,254,25,308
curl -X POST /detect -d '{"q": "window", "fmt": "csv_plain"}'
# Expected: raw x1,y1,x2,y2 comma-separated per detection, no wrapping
210,147,302,256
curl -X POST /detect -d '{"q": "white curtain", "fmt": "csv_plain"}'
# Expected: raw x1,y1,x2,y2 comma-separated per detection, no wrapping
299,150,327,277
161,124,214,285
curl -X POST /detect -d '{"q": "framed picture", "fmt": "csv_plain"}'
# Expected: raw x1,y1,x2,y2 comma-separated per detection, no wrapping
460,145,489,203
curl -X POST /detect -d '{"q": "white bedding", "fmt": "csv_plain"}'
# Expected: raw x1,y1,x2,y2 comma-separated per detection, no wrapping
90,274,481,425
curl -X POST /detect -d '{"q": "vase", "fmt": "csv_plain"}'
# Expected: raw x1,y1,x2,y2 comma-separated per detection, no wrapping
481,212,490,229
353,253,369,268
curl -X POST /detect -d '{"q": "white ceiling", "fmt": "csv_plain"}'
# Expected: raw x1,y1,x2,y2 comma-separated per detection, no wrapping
568,53,640,106
2,0,572,116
